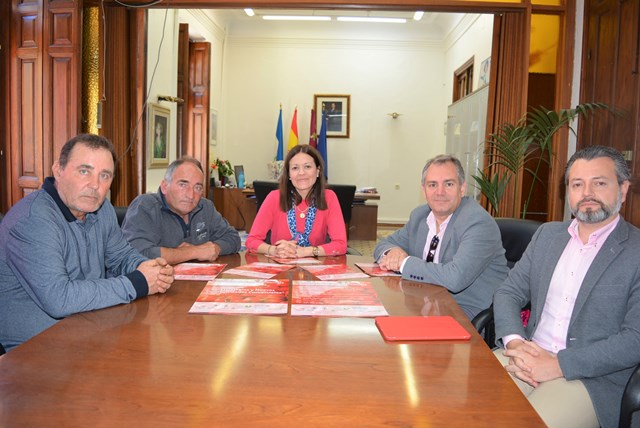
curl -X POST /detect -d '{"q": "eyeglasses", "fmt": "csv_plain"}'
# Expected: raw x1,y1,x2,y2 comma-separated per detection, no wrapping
426,235,439,263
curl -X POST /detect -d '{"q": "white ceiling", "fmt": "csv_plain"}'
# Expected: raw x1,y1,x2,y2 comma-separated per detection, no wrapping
207,9,469,41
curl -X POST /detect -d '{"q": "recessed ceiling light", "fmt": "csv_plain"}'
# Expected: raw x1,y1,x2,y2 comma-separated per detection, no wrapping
413,11,425,21
262,15,332,21
244,8,255,17
336,16,406,24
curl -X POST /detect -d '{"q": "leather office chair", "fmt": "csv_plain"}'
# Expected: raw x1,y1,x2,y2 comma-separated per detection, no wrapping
495,218,543,268
252,181,279,242
620,364,640,428
326,184,356,237
327,184,360,255
252,180,279,212
113,206,128,227
472,218,542,347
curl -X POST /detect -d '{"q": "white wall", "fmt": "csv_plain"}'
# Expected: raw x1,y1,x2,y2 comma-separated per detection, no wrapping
145,9,226,193
146,9,178,192
443,14,494,103
222,37,445,223
145,11,493,224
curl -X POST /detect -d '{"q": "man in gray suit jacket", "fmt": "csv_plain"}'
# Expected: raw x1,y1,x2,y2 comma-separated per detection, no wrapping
374,154,509,319
493,145,640,428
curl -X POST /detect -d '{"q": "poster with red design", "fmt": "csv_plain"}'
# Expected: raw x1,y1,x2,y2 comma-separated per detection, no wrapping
174,263,227,281
291,280,388,317
300,264,370,281
355,263,401,277
189,278,290,315
224,262,295,279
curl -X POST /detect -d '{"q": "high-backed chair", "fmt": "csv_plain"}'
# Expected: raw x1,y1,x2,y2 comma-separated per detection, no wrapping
113,206,128,227
495,218,543,268
471,218,542,347
327,184,356,238
327,184,360,255
620,364,640,428
252,180,279,212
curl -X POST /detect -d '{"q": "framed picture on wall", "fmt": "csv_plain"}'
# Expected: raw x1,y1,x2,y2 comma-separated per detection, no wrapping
479,57,491,87
314,94,350,138
210,109,218,146
148,103,170,168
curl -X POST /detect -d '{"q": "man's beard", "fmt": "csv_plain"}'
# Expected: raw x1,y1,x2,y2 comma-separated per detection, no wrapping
571,190,623,224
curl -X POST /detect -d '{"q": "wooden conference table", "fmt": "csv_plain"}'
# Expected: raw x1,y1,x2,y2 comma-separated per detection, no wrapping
0,254,543,426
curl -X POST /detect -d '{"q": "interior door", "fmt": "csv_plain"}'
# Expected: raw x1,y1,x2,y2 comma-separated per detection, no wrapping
581,0,640,227
180,40,211,184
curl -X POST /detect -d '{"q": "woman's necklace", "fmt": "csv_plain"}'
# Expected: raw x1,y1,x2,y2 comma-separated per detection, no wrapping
296,204,310,219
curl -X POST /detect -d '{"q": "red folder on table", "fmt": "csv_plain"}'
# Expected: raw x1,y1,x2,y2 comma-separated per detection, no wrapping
375,316,471,341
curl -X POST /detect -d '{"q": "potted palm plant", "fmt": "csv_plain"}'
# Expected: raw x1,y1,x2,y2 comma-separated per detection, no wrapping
472,103,610,218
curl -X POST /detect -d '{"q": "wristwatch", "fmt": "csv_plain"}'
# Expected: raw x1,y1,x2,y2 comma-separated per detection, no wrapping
312,246,319,257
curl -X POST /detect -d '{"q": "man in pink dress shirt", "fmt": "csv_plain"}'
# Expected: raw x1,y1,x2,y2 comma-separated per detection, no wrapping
493,145,640,427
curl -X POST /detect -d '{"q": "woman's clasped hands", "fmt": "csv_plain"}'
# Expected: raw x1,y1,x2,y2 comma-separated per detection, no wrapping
271,240,299,258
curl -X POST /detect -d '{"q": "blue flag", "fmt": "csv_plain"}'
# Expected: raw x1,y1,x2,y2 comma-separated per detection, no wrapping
317,109,328,178
275,106,284,161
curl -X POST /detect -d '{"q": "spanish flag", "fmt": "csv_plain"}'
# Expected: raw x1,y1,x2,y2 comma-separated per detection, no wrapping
287,107,299,151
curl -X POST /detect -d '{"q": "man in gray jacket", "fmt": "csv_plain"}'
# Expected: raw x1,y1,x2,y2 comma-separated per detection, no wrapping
493,145,640,427
0,134,174,352
374,154,508,319
122,157,240,265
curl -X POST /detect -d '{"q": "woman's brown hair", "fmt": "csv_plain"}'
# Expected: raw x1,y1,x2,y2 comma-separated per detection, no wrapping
278,144,328,211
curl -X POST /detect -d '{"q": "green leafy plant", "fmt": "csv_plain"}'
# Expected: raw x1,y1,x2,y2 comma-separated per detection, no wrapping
473,103,610,218
211,158,233,177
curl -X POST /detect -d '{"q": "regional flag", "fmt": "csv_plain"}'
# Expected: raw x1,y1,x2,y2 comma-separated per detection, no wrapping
287,107,299,151
309,108,317,148
317,109,328,178
275,105,284,161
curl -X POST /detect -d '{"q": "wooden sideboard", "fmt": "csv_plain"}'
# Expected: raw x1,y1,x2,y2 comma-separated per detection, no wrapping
211,187,379,240
350,203,378,240
211,187,257,231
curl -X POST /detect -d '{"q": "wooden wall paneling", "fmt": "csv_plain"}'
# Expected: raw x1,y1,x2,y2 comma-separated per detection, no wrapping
0,0,11,213
615,0,639,226
484,11,530,218
11,0,43,203
102,5,130,206
581,0,617,144
44,0,81,173
185,42,210,171
177,23,189,156
102,6,145,206
525,72,555,222
547,0,575,221
581,0,640,227
615,0,637,222
128,8,146,200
